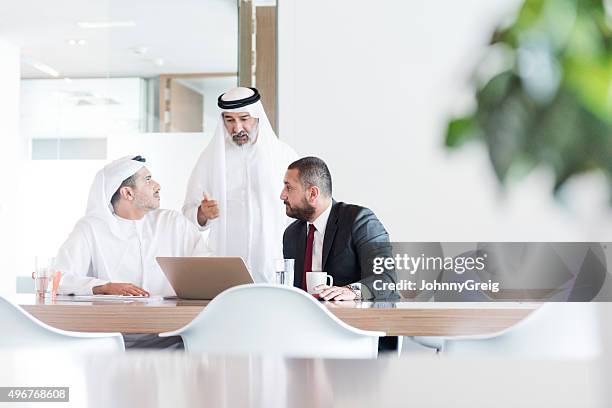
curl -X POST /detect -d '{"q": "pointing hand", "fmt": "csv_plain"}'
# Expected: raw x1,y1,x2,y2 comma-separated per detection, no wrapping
197,193,220,226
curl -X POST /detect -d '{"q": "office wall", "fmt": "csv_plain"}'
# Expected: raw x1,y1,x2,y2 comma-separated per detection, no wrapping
277,0,612,242
0,38,22,298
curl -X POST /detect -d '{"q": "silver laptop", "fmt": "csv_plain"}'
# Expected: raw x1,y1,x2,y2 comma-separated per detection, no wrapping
156,256,254,300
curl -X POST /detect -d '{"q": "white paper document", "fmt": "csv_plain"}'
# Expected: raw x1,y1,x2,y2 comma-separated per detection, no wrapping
56,295,163,302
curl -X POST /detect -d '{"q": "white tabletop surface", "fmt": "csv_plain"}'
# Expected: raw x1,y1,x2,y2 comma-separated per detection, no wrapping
0,351,606,408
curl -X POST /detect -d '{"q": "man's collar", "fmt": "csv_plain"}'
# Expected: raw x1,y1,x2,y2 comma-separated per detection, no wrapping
113,212,146,223
309,200,333,232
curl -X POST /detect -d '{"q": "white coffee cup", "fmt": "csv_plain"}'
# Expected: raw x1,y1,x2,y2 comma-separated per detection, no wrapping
306,272,334,295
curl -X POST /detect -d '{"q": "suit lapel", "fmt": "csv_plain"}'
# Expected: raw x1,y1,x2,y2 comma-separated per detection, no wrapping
294,221,307,288
322,201,339,270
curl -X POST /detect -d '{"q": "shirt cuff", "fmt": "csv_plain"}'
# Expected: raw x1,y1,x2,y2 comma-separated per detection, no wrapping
58,277,108,296
358,283,374,300
186,206,211,232
347,283,368,300
87,280,109,295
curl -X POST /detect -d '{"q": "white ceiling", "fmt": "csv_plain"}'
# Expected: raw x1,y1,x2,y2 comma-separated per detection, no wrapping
0,0,238,78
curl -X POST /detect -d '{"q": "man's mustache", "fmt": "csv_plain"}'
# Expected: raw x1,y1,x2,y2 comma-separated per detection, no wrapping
232,130,249,138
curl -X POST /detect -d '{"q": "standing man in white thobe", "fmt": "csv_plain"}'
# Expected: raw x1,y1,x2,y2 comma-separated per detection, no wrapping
56,155,210,297
182,87,298,283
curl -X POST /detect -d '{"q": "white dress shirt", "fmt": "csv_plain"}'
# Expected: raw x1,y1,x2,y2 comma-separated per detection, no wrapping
307,201,332,272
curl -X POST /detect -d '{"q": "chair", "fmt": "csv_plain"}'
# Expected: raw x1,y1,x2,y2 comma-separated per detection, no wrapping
440,302,602,359
0,297,124,352
160,284,385,358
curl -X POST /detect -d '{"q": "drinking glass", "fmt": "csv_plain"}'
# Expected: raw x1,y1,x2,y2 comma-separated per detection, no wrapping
274,259,295,287
32,256,55,297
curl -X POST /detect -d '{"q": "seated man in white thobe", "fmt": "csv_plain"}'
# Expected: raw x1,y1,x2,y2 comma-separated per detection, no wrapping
55,155,210,349
56,155,209,298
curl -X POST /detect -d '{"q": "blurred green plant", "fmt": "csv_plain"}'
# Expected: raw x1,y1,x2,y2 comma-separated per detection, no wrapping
446,0,612,198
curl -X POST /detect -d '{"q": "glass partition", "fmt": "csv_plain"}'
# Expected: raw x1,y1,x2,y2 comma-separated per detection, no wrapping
1,0,277,290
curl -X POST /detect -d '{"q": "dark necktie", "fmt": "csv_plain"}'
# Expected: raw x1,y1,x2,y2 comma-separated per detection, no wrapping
302,223,316,290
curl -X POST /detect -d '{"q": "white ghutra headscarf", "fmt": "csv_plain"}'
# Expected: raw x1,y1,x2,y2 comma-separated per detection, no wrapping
85,156,145,239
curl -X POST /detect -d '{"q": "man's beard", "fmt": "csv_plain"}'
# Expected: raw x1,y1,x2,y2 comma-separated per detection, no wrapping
135,193,160,211
232,129,250,145
284,197,315,221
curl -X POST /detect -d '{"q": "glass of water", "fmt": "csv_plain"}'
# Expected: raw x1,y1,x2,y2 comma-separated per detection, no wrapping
274,259,295,287
32,256,55,297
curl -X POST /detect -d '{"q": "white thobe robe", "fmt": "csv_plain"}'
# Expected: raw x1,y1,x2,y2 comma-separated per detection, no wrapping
183,98,297,283
56,209,209,296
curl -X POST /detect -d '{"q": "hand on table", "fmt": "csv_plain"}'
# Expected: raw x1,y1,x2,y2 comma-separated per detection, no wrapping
93,282,150,296
321,300,358,308
316,285,357,301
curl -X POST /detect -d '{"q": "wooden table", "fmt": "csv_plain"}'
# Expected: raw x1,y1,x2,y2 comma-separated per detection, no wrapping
17,294,538,336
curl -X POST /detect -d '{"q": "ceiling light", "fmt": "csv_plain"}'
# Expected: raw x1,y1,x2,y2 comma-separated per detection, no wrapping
67,39,87,46
131,46,149,56
77,21,136,29
23,59,60,78
60,91,93,97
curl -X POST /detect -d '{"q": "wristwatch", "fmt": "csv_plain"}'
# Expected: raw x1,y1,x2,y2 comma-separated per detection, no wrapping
346,283,362,300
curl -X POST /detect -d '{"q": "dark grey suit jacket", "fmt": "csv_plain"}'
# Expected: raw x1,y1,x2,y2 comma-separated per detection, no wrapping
283,201,398,299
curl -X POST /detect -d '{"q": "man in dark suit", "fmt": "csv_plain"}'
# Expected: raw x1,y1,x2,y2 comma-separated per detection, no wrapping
280,156,397,301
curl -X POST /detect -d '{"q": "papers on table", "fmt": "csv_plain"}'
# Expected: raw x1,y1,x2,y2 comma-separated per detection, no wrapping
55,295,163,303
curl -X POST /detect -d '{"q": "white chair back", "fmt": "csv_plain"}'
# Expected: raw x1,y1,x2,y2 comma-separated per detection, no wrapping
443,302,602,359
160,284,384,358
0,297,124,352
